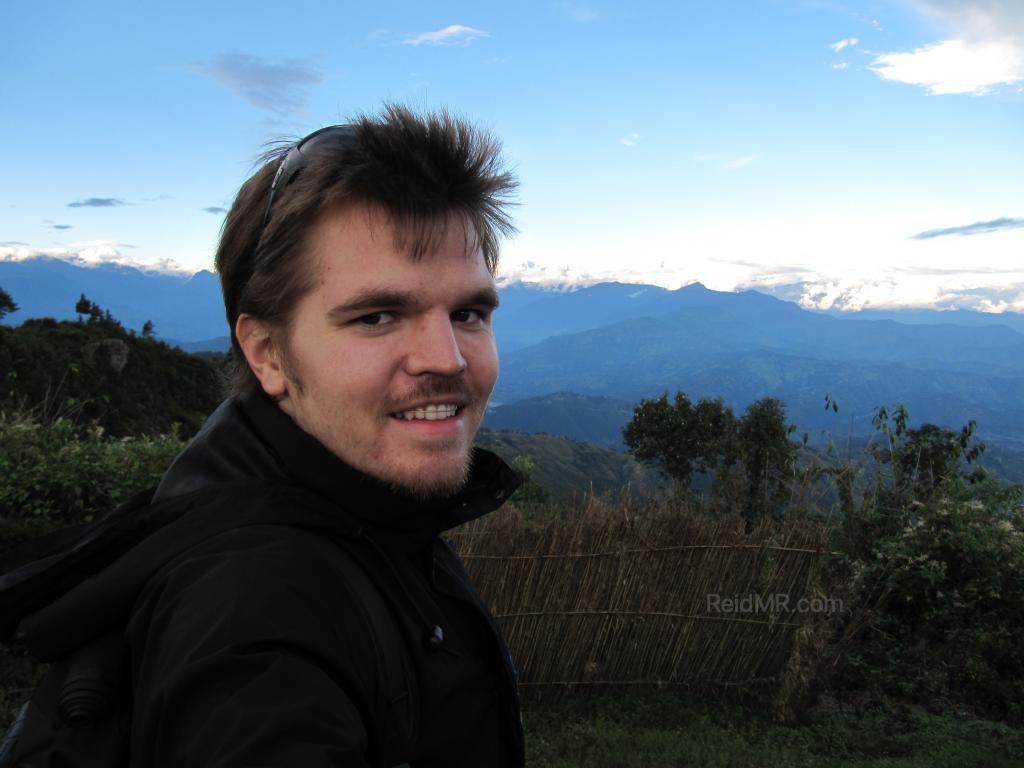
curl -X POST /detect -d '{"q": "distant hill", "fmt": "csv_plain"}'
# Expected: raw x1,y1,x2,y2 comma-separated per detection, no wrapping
485,392,634,450
493,293,1024,449
822,306,1024,335
177,336,232,353
495,281,673,351
475,428,667,498
0,257,227,342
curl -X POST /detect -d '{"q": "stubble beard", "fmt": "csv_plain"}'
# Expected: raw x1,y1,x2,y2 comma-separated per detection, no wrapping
384,445,474,501
379,375,486,501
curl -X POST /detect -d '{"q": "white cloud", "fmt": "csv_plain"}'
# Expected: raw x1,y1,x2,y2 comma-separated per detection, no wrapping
975,294,1024,313
723,155,758,170
0,243,191,275
619,132,640,147
503,207,1024,312
403,25,491,46
870,1,1024,94
870,38,1024,94
830,37,859,52
781,278,1024,313
832,62,849,70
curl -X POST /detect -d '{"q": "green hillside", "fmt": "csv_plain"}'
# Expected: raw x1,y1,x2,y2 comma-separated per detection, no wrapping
0,312,224,437
475,428,668,498
484,392,633,449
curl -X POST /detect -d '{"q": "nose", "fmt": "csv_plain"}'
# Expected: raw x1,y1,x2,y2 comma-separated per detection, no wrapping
404,313,467,377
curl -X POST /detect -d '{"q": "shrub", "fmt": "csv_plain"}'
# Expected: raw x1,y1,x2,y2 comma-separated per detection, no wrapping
831,407,1024,723
0,413,184,545
508,454,550,504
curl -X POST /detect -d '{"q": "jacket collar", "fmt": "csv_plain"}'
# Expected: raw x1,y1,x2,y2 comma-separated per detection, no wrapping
156,388,518,548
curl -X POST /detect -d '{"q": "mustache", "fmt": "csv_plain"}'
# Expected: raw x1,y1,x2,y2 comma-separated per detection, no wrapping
381,375,475,412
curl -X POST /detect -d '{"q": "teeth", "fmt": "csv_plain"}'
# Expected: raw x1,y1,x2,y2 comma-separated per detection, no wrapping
394,403,460,421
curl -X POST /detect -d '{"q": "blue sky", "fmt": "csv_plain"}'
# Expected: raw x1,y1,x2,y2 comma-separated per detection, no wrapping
2,0,1022,312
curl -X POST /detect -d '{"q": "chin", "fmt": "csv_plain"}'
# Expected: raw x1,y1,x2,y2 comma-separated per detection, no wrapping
381,455,473,501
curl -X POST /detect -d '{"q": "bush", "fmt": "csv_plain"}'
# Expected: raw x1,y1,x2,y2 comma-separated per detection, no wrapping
840,478,1024,721
831,407,1024,723
508,454,549,504
0,413,184,545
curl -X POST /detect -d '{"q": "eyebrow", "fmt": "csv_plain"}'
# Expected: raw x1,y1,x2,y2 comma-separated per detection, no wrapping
327,286,500,320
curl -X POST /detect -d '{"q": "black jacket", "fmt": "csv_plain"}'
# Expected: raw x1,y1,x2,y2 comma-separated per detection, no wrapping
2,390,524,767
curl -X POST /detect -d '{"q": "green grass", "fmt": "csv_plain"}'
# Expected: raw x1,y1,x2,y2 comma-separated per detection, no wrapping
3,681,1020,765
523,693,1024,767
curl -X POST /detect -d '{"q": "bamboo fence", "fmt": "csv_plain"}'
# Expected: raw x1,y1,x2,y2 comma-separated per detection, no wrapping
451,499,835,707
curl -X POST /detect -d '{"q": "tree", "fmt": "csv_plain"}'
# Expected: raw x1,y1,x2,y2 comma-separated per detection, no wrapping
509,454,548,504
737,397,797,519
625,392,798,518
74,294,122,333
75,293,100,321
0,286,17,320
870,404,986,503
623,391,736,492
142,320,155,338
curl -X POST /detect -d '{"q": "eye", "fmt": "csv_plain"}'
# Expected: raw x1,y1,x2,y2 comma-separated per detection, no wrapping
451,308,490,324
355,311,396,327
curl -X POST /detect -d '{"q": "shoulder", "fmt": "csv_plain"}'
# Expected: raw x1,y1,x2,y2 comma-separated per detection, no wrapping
154,522,344,601
124,518,388,766
129,486,378,660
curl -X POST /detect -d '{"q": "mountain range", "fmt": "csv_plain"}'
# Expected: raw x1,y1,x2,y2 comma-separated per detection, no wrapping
3,255,1023,457
0,257,227,344
492,285,1024,446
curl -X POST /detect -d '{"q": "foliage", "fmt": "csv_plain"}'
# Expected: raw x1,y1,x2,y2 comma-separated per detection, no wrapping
832,405,1024,723
622,394,1024,722
0,299,224,437
0,413,184,544
622,392,736,491
868,404,987,502
74,293,112,325
508,454,549,504
623,391,797,519
738,397,798,519
0,286,16,320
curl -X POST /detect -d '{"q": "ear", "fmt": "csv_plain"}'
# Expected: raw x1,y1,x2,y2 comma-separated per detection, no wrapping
235,314,289,398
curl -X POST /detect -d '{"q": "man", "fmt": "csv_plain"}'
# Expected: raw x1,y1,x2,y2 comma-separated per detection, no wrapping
1,105,524,767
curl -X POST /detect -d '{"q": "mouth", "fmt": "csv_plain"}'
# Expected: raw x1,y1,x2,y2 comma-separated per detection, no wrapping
390,403,463,421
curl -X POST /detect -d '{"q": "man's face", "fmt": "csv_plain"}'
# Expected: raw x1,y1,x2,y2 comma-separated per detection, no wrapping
267,204,499,498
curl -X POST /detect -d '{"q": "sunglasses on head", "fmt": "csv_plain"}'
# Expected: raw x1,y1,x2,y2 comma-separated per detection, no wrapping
261,125,358,231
